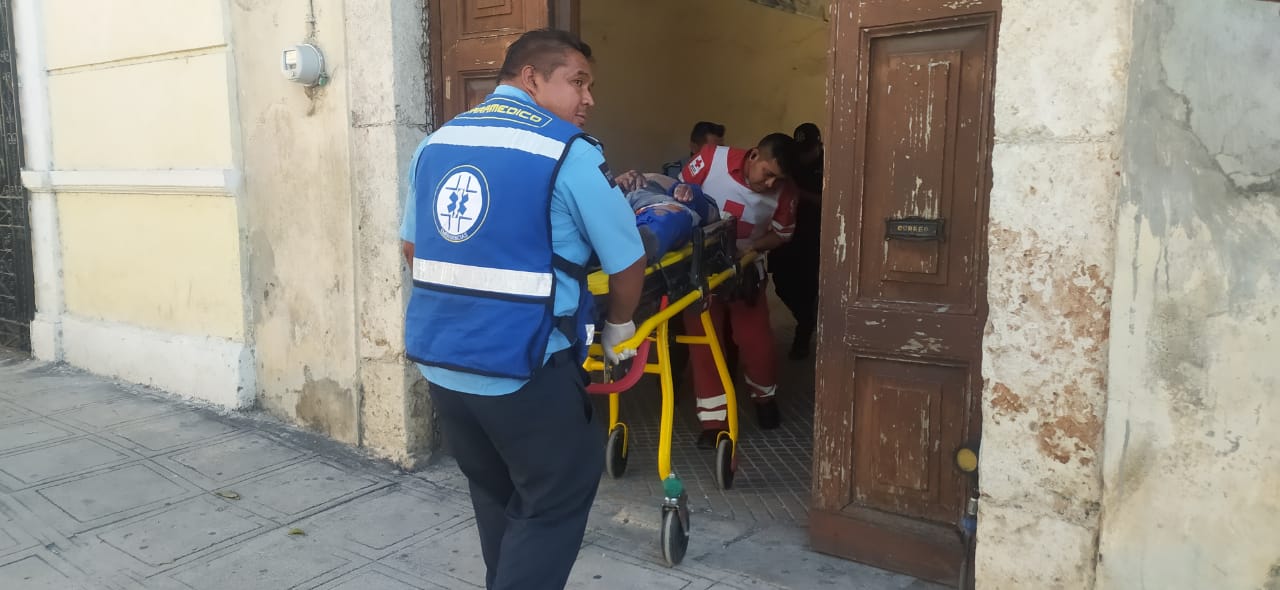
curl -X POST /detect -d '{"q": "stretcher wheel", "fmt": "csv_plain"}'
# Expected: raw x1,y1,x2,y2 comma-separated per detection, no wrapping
605,425,628,478
714,437,736,490
660,509,689,566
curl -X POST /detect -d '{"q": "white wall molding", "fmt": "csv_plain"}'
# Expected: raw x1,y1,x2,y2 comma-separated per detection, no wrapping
27,193,63,361
61,314,255,409
28,314,61,360
14,0,51,172
20,170,51,193
14,0,62,361
42,169,239,195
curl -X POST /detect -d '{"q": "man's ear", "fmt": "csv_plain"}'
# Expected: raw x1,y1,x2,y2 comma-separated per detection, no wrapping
519,64,540,95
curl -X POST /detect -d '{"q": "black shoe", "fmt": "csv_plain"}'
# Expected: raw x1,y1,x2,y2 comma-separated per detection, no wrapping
696,429,721,450
755,399,781,430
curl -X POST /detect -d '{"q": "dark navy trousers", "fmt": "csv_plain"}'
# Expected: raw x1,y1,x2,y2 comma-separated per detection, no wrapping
429,351,602,590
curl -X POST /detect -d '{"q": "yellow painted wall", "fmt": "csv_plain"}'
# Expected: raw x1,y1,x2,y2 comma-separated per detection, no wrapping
47,53,235,170
581,0,828,172
43,0,225,70
58,194,244,340
43,0,244,344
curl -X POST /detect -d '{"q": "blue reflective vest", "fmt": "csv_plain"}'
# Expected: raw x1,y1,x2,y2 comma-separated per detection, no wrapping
405,94,595,380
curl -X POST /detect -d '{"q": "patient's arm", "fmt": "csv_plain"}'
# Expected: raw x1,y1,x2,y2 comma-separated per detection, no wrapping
617,170,678,193
638,173,699,204
615,170,646,192
641,173,677,192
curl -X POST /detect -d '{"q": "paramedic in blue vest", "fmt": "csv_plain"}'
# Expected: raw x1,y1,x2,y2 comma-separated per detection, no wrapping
399,29,646,590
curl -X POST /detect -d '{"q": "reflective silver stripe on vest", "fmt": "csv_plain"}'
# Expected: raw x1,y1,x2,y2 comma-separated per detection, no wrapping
413,258,553,298
427,125,567,160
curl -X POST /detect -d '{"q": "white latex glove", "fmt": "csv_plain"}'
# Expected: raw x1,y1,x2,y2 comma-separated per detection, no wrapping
601,320,638,366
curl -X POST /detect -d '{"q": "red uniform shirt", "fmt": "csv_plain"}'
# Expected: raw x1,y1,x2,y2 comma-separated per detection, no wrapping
680,145,797,244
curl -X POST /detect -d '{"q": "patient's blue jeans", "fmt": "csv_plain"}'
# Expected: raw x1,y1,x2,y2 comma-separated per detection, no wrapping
635,204,695,263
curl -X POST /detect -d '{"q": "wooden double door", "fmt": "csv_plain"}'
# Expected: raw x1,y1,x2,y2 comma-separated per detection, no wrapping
430,1,1000,585
814,1,999,585
429,0,576,122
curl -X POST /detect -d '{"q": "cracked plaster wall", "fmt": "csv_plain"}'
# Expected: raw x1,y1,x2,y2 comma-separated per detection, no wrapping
1097,1,1280,588
977,0,1133,587
231,0,431,459
344,0,434,466
232,0,360,444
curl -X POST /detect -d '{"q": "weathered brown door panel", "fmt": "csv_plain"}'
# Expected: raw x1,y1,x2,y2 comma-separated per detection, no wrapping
851,359,967,522
810,506,964,584
432,0,555,122
854,0,1000,22
844,309,983,359
813,1,998,586
859,25,990,310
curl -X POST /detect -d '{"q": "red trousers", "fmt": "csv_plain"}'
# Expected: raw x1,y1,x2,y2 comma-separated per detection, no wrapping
682,285,778,430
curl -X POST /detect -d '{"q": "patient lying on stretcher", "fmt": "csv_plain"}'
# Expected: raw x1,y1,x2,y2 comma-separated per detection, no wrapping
622,173,720,264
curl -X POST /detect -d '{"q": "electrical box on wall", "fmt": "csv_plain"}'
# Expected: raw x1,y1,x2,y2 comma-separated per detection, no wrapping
281,44,326,86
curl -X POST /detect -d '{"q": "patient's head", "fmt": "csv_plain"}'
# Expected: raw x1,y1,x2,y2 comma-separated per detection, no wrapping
499,29,595,127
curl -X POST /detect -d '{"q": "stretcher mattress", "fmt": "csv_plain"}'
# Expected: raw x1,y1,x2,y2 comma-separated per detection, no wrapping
587,218,739,321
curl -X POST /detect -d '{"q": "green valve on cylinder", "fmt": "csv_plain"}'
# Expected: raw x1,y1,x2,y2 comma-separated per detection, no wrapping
662,473,684,498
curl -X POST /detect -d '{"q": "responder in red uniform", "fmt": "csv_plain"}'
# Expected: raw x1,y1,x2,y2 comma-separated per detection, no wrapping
677,134,798,446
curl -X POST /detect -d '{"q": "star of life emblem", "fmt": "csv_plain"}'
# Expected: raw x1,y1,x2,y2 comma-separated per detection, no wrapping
434,166,490,242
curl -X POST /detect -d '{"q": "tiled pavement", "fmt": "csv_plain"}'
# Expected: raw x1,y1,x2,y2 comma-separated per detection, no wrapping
599,284,818,524
0,342,942,589
599,333,815,525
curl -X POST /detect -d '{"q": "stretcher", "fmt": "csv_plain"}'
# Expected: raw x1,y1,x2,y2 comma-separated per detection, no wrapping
583,217,757,567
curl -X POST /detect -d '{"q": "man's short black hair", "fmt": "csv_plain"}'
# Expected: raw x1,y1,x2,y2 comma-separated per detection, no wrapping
690,121,726,143
498,28,592,82
756,133,798,177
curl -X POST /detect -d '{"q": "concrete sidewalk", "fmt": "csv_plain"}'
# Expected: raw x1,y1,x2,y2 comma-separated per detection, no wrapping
0,350,938,589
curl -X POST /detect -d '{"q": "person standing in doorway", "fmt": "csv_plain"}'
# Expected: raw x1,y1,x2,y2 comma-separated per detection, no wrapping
662,120,726,178
670,133,798,446
400,29,646,590
769,122,823,360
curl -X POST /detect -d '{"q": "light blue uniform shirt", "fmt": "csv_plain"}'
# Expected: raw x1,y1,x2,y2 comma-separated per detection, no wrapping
402,85,644,395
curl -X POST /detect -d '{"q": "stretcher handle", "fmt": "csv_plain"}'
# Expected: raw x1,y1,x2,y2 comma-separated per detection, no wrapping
585,339,652,395
611,250,760,352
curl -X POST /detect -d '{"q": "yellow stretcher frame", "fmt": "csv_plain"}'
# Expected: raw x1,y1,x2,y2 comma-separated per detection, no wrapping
581,245,747,481
582,240,758,567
